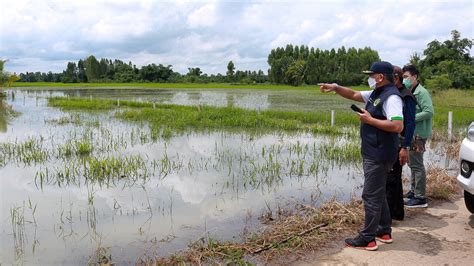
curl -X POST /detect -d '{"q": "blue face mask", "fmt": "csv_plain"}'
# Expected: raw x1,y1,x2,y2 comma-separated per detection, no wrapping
403,78,412,88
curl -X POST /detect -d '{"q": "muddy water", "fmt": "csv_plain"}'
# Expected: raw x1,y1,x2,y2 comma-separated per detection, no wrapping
0,89,455,264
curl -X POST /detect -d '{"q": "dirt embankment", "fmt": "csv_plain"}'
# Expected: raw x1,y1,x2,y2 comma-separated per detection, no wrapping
294,197,474,266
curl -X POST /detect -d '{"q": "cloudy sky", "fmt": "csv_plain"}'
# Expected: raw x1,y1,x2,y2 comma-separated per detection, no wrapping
1,0,473,75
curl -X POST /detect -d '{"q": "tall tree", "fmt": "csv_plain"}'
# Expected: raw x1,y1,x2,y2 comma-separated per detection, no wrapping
77,59,87,82
419,30,473,89
62,62,78,83
99,58,108,79
226,61,235,81
187,67,202,77
0,60,19,90
84,55,101,82
139,64,173,82
409,52,421,67
0,60,8,87
186,67,202,83
285,59,306,86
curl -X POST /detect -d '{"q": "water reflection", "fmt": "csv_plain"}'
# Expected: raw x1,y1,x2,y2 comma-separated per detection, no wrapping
21,88,278,111
0,92,11,133
0,110,7,133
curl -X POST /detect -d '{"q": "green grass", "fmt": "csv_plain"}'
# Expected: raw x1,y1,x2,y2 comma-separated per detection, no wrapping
48,97,358,135
432,89,474,133
12,82,368,91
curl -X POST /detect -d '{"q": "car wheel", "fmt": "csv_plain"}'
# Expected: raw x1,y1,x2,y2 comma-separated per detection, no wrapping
464,190,474,214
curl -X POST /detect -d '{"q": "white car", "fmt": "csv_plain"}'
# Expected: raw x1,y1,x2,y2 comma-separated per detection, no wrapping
458,122,474,213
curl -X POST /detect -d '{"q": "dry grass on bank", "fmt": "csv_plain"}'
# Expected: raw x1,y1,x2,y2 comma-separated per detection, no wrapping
430,129,462,159
426,165,460,200
136,199,364,265
404,164,460,200
444,140,462,159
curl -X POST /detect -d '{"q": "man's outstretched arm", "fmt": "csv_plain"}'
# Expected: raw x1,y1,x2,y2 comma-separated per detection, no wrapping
319,83,365,103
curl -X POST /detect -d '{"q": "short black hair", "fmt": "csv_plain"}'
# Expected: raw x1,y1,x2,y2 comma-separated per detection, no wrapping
402,64,420,77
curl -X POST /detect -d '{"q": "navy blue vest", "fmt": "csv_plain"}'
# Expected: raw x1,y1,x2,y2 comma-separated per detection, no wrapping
398,86,417,138
361,84,401,163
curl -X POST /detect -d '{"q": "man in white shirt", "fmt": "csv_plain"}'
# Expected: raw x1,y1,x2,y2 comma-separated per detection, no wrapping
319,61,403,251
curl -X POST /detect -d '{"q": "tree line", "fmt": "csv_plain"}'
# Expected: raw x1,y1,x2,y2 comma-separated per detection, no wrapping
18,57,269,84
13,30,473,89
268,45,380,86
267,30,472,89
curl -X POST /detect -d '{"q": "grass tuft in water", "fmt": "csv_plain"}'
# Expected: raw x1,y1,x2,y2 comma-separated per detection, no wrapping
0,137,49,166
35,154,150,188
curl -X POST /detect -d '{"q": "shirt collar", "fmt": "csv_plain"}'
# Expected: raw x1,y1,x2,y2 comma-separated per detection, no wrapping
411,83,420,93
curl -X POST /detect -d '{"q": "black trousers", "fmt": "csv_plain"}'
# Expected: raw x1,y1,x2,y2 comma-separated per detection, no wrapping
386,152,405,221
360,158,393,241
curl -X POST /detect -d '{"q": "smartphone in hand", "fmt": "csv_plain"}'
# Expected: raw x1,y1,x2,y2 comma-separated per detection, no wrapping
350,104,364,113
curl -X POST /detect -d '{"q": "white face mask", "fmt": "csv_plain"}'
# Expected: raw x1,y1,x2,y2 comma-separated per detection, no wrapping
367,77,377,89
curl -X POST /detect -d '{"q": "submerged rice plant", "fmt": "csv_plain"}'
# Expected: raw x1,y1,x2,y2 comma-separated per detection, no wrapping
319,139,361,164
84,155,149,183
10,205,26,260
0,137,50,166
35,154,151,188
56,139,93,158
75,139,93,156
45,114,82,125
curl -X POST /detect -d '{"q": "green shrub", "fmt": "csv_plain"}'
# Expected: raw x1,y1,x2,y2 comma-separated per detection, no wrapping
425,74,453,91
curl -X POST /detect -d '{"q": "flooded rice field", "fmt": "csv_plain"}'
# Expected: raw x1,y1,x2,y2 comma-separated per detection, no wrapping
0,88,455,264
9,87,347,112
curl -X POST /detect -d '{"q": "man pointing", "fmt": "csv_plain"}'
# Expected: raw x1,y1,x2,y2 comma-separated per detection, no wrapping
319,61,403,250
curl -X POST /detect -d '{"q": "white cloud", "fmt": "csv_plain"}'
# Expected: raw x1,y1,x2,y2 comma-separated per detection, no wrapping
176,33,235,53
270,20,317,48
309,29,335,47
187,3,218,28
0,0,472,74
81,14,153,42
52,41,73,53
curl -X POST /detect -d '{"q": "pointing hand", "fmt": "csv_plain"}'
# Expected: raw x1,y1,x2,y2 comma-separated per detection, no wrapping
318,83,338,93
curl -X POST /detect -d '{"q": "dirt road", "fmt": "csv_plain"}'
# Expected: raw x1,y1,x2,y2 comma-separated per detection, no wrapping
296,197,474,265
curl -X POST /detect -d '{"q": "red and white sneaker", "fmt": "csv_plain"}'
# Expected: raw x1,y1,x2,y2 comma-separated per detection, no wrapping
345,236,378,251
376,234,393,243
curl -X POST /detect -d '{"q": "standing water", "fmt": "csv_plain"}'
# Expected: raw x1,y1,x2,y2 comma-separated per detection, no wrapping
0,88,453,264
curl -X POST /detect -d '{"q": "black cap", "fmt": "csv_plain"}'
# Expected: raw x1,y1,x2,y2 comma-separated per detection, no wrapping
363,61,394,75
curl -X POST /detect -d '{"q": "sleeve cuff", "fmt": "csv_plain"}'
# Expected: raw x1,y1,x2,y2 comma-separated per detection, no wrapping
390,116,404,121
